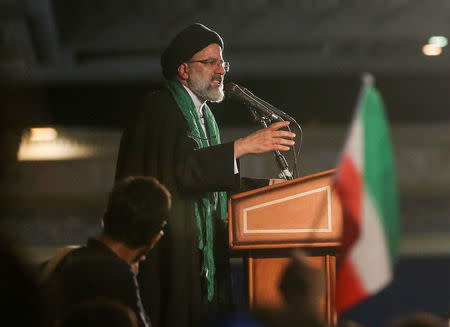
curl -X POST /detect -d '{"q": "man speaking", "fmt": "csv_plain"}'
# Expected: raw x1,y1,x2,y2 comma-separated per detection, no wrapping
115,23,295,327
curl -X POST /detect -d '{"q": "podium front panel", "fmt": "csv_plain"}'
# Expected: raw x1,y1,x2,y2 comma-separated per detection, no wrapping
229,170,342,249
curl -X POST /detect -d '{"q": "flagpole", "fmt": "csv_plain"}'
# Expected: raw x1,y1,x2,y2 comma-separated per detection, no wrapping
362,72,375,86
353,73,374,122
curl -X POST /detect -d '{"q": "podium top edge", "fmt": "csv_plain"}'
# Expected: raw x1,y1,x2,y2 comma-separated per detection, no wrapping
230,168,337,200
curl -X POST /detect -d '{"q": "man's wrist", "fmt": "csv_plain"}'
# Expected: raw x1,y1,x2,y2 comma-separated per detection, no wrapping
234,138,246,159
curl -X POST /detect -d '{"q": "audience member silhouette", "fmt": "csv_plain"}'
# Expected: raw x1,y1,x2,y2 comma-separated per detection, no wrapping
58,297,139,327
278,249,326,320
338,318,366,327
42,176,171,327
387,312,447,327
205,248,327,327
0,223,46,327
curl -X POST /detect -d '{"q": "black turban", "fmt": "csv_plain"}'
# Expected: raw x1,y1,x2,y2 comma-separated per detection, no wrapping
160,23,224,80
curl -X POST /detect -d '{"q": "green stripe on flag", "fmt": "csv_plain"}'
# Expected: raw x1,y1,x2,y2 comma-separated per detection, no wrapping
361,85,400,263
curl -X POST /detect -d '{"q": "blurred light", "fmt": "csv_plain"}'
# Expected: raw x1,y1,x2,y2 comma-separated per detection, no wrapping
422,44,442,56
17,141,95,161
30,127,57,142
17,128,97,161
428,36,448,48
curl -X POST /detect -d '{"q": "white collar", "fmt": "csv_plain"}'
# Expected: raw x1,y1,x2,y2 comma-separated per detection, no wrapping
182,84,206,117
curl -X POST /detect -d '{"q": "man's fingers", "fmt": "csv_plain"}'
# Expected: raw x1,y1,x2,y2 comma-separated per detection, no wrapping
275,144,290,151
268,121,290,130
273,130,296,139
273,137,295,146
240,122,296,156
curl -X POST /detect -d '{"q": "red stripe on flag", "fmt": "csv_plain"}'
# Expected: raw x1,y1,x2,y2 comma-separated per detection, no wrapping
335,259,367,312
335,154,362,253
335,154,365,312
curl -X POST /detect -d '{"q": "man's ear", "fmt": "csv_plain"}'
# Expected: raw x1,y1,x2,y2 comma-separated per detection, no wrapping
177,63,189,81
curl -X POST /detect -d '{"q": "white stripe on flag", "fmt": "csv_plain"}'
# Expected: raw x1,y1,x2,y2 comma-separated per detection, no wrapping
344,114,363,170
350,181,393,293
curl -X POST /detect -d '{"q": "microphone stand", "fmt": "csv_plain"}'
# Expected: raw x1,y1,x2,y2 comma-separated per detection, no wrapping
249,108,293,181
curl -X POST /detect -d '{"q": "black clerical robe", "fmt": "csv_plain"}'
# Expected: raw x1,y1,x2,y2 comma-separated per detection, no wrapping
115,87,267,327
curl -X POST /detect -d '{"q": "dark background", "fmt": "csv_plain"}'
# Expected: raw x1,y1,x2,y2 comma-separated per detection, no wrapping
1,1,449,327
3,74,450,129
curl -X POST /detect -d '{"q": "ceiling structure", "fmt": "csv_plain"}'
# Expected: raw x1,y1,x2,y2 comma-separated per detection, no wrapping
3,0,450,83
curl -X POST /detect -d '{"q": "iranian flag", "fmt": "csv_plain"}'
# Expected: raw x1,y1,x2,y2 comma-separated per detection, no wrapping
334,74,400,313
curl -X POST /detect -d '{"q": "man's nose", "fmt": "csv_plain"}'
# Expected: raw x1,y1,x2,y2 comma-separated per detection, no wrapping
215,62,226,74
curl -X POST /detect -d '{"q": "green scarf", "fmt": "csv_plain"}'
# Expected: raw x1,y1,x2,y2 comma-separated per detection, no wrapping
167,80,228,302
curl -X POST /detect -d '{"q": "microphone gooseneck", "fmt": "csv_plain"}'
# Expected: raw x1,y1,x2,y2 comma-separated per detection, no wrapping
239,86,297,122
224,83,284,122
225,82,296,180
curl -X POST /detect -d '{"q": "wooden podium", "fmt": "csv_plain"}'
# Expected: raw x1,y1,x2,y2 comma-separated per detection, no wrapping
228,169,342,326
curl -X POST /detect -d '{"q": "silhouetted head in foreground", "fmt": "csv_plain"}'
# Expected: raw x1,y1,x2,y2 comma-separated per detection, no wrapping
278,249,325,318
388,312,447,327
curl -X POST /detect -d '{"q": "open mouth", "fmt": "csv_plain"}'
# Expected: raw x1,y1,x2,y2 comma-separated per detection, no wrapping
211,75,223,87
212,77,222,87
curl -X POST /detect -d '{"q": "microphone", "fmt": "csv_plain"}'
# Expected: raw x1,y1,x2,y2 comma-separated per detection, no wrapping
239,86,296,122
224,82,284,122
225,82,294,180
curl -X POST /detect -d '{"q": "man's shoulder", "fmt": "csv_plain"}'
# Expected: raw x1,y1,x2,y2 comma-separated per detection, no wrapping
140,87,176,109
135,86,184,122
121,84,185,132
59,241,125,273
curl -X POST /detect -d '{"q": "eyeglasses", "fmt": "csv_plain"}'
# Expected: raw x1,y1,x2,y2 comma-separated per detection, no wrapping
186,58,230,72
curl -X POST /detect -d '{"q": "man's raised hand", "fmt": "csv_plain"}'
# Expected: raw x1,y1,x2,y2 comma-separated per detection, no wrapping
234,121,296,159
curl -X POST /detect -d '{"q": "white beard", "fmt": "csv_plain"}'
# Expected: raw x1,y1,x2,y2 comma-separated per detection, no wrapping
187,73,224,103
